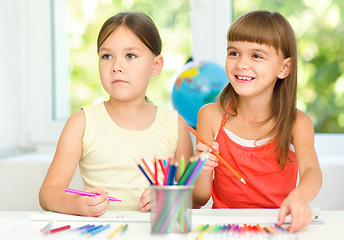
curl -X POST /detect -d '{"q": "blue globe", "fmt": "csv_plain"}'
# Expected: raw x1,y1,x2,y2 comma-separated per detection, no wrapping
171,61,228,128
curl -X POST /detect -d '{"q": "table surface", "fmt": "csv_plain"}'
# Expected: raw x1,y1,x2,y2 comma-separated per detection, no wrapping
0,209,342,240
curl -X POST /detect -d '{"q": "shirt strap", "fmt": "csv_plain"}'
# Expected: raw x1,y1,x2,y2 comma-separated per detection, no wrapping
221,99,233,126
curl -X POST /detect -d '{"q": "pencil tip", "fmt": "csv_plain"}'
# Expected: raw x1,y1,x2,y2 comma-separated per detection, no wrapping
241,178,247,184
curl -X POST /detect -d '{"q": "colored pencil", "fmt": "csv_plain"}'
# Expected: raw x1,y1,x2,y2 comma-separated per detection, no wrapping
65,188,121,202
179,155,185,176
73,224,93,231
84,225,103,234
154,159,159,185
88,224,110,237
177,160,197,185
108,224,124,239
158,158,166,174
121,224,128,234
167,159,178,185
138,163,154,185
188,126,246,184
163,157,171,185
40,222,52,232
141,157,155,180
44,225,70,234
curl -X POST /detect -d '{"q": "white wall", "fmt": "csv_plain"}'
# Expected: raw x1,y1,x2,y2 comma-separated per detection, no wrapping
0,1,21,155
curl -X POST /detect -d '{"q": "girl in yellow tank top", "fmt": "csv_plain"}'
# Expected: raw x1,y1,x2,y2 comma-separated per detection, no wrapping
39,12,193,217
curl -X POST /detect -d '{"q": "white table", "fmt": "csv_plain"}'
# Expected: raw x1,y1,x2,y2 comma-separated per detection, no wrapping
0,209,342,240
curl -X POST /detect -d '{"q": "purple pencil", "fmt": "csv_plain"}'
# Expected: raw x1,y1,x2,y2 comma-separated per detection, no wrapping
64,188,121,202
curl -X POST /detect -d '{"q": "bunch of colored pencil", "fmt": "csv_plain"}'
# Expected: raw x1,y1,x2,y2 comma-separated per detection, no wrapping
194,224,294,240
137,153,208,187
137,153,209,234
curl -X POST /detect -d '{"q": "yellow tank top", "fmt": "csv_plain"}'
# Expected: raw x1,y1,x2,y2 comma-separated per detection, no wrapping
79,102,178,210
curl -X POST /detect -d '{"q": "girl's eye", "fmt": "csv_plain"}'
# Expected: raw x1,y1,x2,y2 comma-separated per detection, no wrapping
126,53,136,59
102,54,112,60
228,51,239,57
253,54,263,59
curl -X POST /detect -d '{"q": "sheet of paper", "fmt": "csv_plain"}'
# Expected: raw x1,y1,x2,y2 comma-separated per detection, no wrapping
30,211,151,223
192,208,324,225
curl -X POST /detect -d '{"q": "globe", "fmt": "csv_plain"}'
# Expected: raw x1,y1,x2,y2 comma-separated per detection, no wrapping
171,61,228,128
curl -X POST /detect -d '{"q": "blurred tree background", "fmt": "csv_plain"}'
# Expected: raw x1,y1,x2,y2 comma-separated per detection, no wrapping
67,0,344,133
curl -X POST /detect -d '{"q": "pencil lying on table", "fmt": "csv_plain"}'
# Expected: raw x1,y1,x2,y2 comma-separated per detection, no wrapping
188,126,246,184
65,188,121,201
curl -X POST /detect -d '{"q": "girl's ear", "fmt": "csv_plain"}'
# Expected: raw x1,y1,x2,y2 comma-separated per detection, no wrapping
277,57,291,79
152,55,164,77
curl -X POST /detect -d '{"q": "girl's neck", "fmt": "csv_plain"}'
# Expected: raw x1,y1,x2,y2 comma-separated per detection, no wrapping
236,96,272,123
227,96,274,140
104,98,157,130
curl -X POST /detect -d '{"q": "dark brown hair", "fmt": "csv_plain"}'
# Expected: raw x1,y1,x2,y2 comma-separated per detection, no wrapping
219,10,298,168
97,12,162,56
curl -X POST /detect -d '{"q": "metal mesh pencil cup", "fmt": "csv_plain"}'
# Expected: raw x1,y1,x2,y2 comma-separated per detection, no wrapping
150,185,193,234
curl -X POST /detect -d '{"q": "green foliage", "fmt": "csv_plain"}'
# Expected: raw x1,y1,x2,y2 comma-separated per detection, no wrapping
234,0,344,132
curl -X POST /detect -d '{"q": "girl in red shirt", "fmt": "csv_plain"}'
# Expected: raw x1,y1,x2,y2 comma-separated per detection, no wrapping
193,10,322,233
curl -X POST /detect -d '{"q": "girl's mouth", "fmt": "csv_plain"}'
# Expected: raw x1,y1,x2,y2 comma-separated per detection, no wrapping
235,75,254,81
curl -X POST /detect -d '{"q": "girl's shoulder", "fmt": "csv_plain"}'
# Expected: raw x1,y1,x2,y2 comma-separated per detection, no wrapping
292,109,314,138
294,109,313,127
197,102,224,134
199,102,224,118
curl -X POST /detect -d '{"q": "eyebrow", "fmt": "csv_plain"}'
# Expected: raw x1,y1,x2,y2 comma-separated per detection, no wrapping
227,46,269,56
99,46,141,52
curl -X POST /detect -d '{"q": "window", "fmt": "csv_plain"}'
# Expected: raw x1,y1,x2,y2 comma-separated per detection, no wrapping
12,0,343,154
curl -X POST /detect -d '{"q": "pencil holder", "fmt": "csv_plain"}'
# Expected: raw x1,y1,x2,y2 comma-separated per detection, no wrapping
150,185,193,234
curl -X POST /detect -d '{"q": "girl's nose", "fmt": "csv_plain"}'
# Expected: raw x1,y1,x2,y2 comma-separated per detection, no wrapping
236,57,249,70
112,59,123,73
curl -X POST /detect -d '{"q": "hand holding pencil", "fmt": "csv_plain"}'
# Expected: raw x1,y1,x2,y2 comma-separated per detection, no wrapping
188,126,246,184
195,141,220,174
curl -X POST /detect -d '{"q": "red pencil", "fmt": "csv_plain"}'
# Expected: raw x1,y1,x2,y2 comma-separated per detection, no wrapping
44,225,70,234
158,159,166,175
154,158,159,185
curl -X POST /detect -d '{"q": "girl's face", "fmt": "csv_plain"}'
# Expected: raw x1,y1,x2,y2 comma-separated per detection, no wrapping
98,25,162,102
225,41,290,100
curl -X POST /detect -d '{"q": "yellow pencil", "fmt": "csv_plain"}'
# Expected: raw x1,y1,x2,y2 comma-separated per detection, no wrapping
108,224,124,239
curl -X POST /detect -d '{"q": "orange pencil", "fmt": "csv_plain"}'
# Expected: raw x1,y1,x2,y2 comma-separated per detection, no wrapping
188,126,246,184
141,158,155,180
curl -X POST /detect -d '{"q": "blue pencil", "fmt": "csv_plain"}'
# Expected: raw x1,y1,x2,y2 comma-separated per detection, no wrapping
87,224,110,237
138,163,154,185
83,225,103,234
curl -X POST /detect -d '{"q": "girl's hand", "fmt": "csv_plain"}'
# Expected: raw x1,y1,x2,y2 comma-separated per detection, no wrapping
278,192,312,233
75,188,109,217
138,188,151,212
196,142,219,174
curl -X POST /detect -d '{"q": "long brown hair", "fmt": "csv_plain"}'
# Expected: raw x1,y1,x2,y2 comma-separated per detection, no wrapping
219,10,298,168
97,12,162,56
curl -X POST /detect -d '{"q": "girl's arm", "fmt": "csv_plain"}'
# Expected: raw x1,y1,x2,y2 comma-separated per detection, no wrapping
278,110,322,232
192,103,221,207
39,110,109,217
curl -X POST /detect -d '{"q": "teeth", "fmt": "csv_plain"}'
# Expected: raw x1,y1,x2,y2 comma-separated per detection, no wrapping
237,76,253,80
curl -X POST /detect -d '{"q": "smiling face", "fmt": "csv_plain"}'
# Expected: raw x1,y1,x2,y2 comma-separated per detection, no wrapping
98,25,163,102
225,41,290,101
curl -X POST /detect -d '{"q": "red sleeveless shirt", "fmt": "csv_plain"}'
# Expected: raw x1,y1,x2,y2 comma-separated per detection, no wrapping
212,105,298,209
